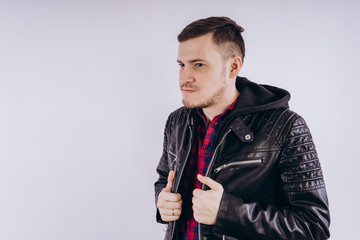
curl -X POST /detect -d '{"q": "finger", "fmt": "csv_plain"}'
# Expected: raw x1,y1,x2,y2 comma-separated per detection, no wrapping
158,198,183,209
193,212,200,222
197,174,222,190
159,208,182,222
192,205,202,222
166,170,175,189
159,207,181,216
161,214,181,222
192,195,203,208
164,199,182,209
159,191,182,202
166,208,182,216
192,188,202,197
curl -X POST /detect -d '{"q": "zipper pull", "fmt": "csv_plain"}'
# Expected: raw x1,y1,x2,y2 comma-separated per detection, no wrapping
214,164,227,173
163,224,168,232
170,159,177,171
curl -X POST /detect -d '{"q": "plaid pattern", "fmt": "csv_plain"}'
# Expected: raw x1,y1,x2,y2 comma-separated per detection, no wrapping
180,98,238,240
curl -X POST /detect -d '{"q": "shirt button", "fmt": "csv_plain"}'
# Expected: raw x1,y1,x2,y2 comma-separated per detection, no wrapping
245,134,252,140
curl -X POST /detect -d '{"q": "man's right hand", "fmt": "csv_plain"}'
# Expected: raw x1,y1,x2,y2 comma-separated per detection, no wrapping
157,170,182,222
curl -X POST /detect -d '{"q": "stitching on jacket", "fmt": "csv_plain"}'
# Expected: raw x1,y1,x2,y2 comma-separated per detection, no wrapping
282,150,317,159
253,110,269,131
248,112,260,129
286,133,312,140
269,108,289,136
281,158,319,168
262,108,279,130
275,110,295,143
284,183,326,192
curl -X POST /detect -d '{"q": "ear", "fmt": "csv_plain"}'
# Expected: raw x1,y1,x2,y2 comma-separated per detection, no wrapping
229,57,242,78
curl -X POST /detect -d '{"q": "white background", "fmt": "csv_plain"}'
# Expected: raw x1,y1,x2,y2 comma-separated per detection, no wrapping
0,1,359,239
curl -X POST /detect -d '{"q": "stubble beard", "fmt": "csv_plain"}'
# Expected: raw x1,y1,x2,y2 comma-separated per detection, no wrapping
182,74,227,109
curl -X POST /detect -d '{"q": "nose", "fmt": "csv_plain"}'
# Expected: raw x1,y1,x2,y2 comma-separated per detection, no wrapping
179,65,195,86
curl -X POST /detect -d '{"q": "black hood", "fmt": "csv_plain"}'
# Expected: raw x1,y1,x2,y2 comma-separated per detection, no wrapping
232,76,290,115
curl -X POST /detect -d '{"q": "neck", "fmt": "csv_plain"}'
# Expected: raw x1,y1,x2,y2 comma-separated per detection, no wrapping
202,89,240,125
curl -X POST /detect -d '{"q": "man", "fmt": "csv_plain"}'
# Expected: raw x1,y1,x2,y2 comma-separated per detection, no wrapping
154,16,330,240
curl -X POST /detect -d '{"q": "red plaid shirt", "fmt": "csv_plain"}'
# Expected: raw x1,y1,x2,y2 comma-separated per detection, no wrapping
179,98,238,240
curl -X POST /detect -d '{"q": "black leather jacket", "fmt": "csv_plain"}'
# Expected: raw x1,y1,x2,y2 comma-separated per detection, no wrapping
155,77,330,240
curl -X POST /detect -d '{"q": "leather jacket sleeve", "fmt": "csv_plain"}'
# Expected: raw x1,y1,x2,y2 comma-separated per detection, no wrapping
154,116,171,224
215,116,330,240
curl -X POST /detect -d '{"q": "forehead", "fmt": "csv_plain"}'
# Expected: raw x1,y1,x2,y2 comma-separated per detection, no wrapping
177,33,222,61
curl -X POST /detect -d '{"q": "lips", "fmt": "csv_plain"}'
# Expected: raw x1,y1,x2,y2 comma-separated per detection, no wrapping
181,88,196,91
181,88,196,94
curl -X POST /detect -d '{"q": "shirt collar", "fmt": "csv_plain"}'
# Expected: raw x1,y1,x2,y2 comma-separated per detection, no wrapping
196,96,239,123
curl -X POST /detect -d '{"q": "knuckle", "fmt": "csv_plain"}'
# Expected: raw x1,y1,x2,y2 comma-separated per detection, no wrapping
169,194,176,202
159,209,165,215
157,200,165,208
171,193,177,199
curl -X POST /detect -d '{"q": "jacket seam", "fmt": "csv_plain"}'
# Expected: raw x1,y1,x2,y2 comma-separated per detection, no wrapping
284,183,326,192
275,111,296,143
281,150,317,159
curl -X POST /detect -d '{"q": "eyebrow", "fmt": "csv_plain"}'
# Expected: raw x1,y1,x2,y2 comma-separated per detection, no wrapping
177,59,207,64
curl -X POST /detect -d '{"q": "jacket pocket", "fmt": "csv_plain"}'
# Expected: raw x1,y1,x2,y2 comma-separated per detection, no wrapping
214,159,263,173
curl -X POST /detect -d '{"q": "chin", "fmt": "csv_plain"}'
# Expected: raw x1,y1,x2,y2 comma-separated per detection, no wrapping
182,99,198,109
182,98,210,109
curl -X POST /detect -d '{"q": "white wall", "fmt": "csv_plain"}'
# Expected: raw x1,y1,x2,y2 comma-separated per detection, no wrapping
0,1,359,239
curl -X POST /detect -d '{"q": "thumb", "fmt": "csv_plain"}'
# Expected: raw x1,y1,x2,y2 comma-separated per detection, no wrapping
197,174,222,191
166,170,175,190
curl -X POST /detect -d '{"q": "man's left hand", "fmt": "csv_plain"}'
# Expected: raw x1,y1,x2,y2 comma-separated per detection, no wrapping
192,174,224,225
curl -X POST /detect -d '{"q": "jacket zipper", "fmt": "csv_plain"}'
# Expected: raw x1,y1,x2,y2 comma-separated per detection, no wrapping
214,159,263,173
168,150,177,171
199,129,232,240
170,118,193,240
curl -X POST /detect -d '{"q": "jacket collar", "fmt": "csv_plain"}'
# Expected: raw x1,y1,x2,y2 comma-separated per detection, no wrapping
229,116,254,142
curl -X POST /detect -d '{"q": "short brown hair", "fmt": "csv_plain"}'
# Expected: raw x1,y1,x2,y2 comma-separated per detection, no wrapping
178,16,245,63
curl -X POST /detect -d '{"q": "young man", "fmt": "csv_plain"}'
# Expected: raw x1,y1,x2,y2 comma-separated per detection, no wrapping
154,17,330,240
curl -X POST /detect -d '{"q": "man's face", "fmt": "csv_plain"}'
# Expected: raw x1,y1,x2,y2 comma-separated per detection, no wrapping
177,33,229,109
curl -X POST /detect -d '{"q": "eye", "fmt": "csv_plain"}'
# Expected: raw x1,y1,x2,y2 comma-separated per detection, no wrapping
178,63,185,68
194,63,204,68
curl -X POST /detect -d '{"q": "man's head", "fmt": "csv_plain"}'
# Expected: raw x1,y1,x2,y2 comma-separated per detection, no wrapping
177,17,245,112
178,16,245,63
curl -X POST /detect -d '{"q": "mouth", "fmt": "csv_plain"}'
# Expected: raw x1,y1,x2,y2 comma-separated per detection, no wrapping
181,88,196,94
